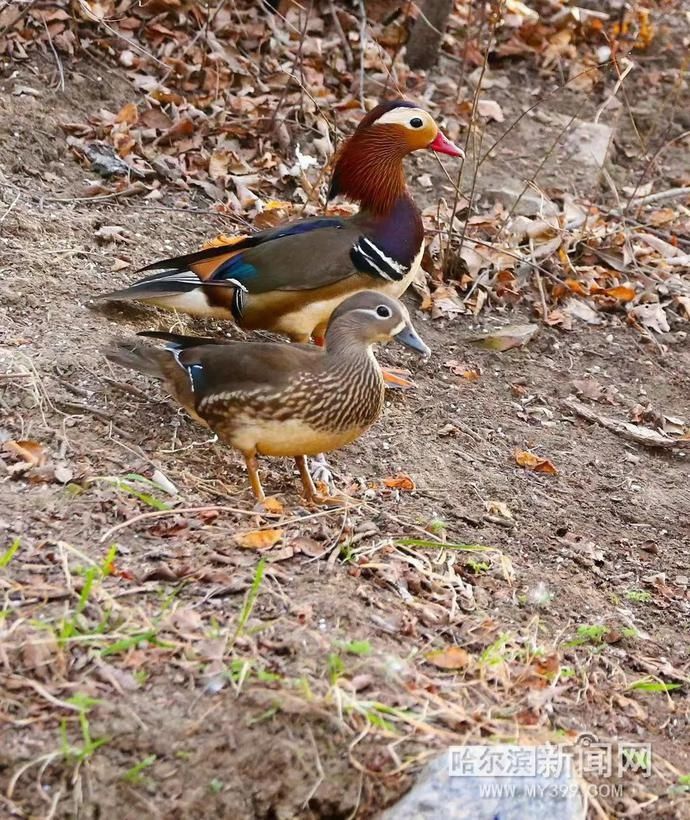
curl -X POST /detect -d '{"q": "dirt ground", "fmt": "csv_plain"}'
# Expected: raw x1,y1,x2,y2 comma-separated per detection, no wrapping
2,33,690,820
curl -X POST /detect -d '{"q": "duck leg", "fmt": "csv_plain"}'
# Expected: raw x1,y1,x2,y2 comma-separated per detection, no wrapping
242,451,265,502
310,452,336,493
305,333,337,490
296,456,347,506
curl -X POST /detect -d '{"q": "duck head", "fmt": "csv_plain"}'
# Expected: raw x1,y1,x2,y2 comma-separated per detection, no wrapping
325,291,430,357
329,99,463,213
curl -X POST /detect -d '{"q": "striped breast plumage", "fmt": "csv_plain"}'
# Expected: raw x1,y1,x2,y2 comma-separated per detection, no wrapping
194,353,385,458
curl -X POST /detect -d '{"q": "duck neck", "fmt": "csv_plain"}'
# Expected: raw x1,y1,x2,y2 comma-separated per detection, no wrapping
324,323,380,373
329,132,409,216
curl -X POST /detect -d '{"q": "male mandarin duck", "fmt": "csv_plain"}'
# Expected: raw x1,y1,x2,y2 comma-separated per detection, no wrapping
105,292,430,504
98,100,463,344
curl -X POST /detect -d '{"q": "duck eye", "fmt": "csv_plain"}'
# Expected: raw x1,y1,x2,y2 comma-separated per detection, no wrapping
376,305,392,318
410,117,423,128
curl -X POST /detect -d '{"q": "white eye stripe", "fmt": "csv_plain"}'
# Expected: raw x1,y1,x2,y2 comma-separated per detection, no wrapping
351,307,398,321
373,108,431,129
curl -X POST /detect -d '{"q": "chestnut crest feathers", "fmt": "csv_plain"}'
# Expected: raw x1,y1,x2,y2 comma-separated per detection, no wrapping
329,99,461,213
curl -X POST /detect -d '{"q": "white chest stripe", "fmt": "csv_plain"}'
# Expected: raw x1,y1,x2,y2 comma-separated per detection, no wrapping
353,236,410,282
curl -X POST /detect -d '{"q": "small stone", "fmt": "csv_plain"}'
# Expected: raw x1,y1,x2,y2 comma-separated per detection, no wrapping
555,115,614,169
483,179,559,217
382,746,585,820
674,575,689,587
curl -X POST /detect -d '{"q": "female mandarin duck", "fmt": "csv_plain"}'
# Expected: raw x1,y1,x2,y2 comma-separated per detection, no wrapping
98,100,463,343
105,292,430,504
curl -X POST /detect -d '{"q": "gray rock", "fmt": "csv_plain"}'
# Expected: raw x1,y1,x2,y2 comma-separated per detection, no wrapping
555,115,614,169
482,180,560,217
83,141,146,179
383,746,586,820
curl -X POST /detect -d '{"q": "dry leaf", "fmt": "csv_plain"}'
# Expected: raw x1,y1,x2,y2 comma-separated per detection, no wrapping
514,450,558,474
115,102,138,125
53,464,73,484
486,500,513,520
4,439,48,466
605,284,636,302
431,284,465,320
675,296,690,319
471,323,538,352
208,150,230,180
261,496,285,514
629,303,670,334
383,474,416,491
572,378,602,401
563,298,602,325
477,99,504,122
647,208,676,226
234,529,283,550
426,645,471,670
458,245,486,277
94,225,130,243
444,360,481,381
157,117,194,145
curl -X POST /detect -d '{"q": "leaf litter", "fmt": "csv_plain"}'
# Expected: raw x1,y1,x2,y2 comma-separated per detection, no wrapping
1,0,689,818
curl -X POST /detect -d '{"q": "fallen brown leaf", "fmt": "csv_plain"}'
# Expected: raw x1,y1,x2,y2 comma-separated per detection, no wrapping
261,496,285,514
4,439,48,466
571,378,606,402
477,99,504,122
605,284,636,302
514,449,558,474
383,474,416,491
94,225,130,243
444,360,481,381
426,645,471,670
470,323,538,352
430,284,465,320
156,116,194,145
115,102,138,125
234,528,284,550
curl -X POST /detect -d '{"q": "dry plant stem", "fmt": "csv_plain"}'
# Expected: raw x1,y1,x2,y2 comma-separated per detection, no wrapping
383,0,413,96
98,505,270,544
531,238,548,321
622,59,688,215
445,6,500,268
0,0,37,36
478,60,612,169
626,187,690,209
494,113,577,245
607,50,644,152
327,0,353,69
455,0,474,102
76,0,168,68
0,191,20,223
357,0,366,110
594,56,633,125
42,18,65,92
269,1,313,132
99,502,356,545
